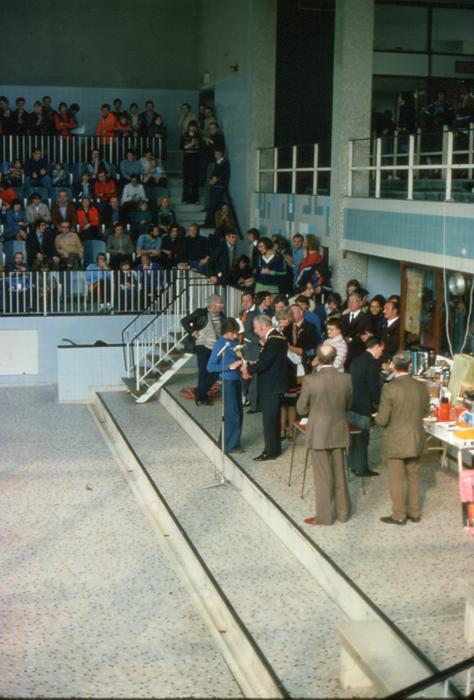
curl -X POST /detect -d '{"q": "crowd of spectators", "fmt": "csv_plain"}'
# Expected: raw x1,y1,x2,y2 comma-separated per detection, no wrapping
371,82,474,140
182,272,402,491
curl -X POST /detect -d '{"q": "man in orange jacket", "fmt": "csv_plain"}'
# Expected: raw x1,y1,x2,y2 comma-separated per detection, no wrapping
96,104,117,143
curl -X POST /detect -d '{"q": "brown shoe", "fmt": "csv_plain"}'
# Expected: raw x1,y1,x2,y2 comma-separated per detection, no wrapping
380,516,406,525
304,517,319,526
407,515,421,523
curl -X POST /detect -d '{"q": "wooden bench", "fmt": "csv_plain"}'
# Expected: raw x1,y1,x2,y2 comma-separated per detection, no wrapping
335,621,448,696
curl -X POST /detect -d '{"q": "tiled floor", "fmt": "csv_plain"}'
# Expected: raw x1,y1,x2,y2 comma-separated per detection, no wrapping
162,372,474,681
101,391,362,699
0,386,241,698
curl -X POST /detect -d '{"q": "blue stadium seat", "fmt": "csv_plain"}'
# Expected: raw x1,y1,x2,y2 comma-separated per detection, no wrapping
51,186,73,202
23,185,49,202
4,239,27,266
0,161,11,172
83,239,106,266
70,162,86,183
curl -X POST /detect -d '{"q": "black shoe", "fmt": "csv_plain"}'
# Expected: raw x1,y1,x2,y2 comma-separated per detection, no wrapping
253,453,277,462
247,409,261,414
380,516,406,525
195,398,214,406
353,469,379,477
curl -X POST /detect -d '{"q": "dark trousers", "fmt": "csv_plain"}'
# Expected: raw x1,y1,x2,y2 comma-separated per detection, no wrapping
219,379,243,452
195,345,216,401
346,410,371,475
182,154,200,203
261,392,282,457
206,185,226,225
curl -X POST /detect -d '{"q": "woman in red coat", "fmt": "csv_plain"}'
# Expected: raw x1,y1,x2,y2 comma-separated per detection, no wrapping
54,103,76,139
76,197,101,240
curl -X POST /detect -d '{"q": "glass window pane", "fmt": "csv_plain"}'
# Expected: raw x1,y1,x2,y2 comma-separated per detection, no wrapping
374,5,428,52
432,8,474,54
277,172,292,194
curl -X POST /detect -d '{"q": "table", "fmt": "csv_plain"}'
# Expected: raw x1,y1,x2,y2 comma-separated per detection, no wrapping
288,420,364,498
425,421,474,473
425,421,474,533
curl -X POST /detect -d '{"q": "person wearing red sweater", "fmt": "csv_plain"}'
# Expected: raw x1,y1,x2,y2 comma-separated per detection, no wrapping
76,197,101,240
96,104,117,143
296,234,323,289
54,103,75,138
93,170,118,204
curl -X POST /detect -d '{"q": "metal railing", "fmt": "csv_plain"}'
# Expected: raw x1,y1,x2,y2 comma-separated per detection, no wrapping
256,125,474,202
349,124,474,202
122,269,244,391
0,269,176,315
384,654,473,699
0,133,182,172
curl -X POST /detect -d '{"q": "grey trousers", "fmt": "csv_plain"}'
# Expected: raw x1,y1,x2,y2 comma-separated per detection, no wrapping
311,448,351,525
388,457,420,521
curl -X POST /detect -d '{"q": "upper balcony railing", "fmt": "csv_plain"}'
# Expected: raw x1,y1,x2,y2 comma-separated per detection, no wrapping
257,142,332,196
349,124,474,203
257,124,474,203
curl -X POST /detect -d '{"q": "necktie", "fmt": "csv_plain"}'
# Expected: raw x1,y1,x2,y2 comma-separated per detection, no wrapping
350,313,354,323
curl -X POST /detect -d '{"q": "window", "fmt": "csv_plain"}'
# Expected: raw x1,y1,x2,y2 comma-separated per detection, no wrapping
374,5,428,53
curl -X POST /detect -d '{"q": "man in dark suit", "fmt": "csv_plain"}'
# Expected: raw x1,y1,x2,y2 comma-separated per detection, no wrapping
244,314,288,461
375,351,430,525
297,344,353,526
241,290,272,412
347,337,384,477
26,219,60,271
205,149,230,227
209,231,238,285
340,290,373,369
380,299,401,364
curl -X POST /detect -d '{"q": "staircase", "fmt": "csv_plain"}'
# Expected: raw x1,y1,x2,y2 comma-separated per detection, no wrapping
167,174,215,237
121,270,214,402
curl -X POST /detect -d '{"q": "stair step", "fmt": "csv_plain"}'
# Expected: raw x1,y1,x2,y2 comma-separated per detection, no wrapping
97,391,356,696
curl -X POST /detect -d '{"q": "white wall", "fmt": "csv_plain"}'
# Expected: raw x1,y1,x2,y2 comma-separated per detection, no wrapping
367,256,401,299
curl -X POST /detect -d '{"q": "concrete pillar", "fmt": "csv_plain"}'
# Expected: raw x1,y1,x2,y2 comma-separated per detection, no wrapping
246,0,277,217
329,0,375,293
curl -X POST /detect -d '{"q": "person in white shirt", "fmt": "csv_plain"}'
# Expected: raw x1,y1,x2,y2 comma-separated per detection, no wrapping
313,317,347,371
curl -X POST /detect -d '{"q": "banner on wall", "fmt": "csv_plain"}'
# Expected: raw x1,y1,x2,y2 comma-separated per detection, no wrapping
405,268,423,336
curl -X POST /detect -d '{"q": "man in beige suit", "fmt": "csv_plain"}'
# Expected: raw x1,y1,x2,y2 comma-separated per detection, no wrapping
297,344,353,526
375,351,430,525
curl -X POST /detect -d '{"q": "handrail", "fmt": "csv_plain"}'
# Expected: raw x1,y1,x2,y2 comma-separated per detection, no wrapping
0,133,182,170
383,654,473,699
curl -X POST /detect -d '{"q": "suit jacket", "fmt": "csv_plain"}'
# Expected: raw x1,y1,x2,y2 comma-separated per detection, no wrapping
26,229,57,263
349,351,381,416
297,366,352,450
380,317,401,362
341,310,373,368
51,203,77,229
375,374,430,459
210,239,237,284
248,329,288,395
211,159,230,188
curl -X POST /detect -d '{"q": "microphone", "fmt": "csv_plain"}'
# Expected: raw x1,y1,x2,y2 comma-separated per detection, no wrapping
216,340,231,357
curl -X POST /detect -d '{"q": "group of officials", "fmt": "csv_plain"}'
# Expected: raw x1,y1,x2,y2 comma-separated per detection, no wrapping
181,291,430,528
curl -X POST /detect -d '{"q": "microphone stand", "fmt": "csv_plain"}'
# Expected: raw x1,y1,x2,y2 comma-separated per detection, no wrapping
202,340,230,490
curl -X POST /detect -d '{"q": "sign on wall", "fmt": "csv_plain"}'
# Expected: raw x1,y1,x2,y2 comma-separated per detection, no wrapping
0,330,39,375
